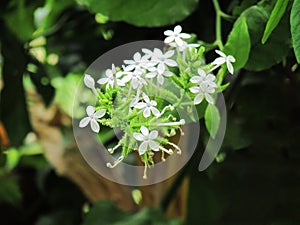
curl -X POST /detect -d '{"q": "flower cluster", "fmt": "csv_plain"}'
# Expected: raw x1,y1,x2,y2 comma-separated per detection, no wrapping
79,25,235,179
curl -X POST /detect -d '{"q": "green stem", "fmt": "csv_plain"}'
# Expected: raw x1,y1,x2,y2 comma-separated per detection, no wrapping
212,0,224,49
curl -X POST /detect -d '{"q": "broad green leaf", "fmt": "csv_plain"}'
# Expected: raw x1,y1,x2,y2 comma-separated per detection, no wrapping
0,175,22,206
291,0,300,63
75,0,199,27
241,0,291,71
223,16,251,71
204,104,220,139
262,0,289,44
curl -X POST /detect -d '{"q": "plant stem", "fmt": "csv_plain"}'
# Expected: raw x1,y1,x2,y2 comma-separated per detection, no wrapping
212,0,224,49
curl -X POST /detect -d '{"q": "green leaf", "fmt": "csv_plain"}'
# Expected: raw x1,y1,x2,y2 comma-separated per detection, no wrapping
0,174,22,206
291,0,300,63
75,0,199,27
223,16,251,71
241,0,291,71
204,104,220,139
262,0,289,44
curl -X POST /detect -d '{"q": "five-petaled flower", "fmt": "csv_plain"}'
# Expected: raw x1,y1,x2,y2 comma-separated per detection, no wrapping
133,126,159,155
151,48,177,73
97,64,125,88
189,83,216,105
164,25,191,46
134,93,160,118
190,69,217,88
146,66,173,85
123,52,153,73
79,106,106,133
212,50,236,75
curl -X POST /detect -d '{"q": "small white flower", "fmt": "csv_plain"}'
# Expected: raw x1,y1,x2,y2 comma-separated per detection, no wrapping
97,64,125,88
123,52,153,72
164,25,191,46
122,69,147,89
212,50,236,75
169,41,199,52
189,83,215,105
146,67,173,85
134,93,160,118
133,126,159,155
152,48,177,73
79,106,106,133
190,69,217,88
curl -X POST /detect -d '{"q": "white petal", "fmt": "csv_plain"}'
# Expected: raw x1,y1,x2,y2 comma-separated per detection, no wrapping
163,71,173,77
149,130,158,139
190,76,202,84
143,93,150,103
175,37,183,46
143,107,151,118
138,141,148,155
97,78,108,85
194,93,204,105
205,93,214,104
189,86,200,93
134,102,147,109
157,74,164,85
165,59,177,67
227,55,236,62
174,25,182,34
117,79,125,86
212,57,226,65
164,30,174,36
179,33,191,39
131,78,139,89
207,74,216,81
164,36,175,44
149,140,159,151
133,52,141,62
150,100,157,106
146,72,157,78
226,60,234,74
140,126,149,136
94,109,106,118
122,74,132,83
197,69,206,76
142,48,152,55
164,50,174,58
79,117,90,128
133,132,144,141
86,106,95,116
215,50,226,57
90,119,100,133
84,74,95,89
151,107,160,117
157,63,165,74
124,60,135,65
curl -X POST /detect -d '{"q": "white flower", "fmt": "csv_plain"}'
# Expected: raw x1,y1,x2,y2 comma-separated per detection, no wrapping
164,25,191,46
79,106,106,133
122,69,147,89
212,50,236,75
146,67,173,85
189,83,216,104
134,93,160,118
133,126,159,155
169,41,199,52
123,52,153,72
152,48,177,73
97,64,125,88
190,69,217,88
